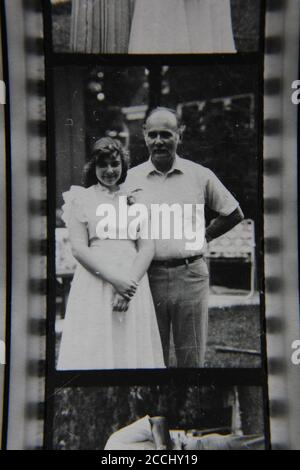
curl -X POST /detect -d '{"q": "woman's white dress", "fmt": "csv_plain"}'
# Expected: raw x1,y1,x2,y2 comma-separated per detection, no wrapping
129,0,236,53
57,184,165,370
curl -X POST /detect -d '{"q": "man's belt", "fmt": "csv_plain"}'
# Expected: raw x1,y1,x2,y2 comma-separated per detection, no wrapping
151,254,203,268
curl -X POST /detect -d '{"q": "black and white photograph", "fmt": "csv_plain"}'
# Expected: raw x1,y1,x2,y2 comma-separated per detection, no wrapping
3,0,300,452
50,0,262,54
53,63,263,371
52,385,266,449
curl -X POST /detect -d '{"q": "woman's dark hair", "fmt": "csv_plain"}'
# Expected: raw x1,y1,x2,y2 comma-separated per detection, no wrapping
82,137,129,188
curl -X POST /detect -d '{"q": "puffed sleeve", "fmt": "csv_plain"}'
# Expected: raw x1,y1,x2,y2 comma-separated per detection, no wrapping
61,185,88,226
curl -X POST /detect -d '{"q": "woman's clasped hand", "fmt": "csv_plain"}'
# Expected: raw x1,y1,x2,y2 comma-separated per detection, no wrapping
110,272,139,311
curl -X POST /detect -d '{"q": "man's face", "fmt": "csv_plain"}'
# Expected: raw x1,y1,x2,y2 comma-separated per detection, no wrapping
144,111,180,173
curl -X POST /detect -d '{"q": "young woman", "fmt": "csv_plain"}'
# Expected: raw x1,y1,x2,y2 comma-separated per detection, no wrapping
57,138,165,370
128,0,236,53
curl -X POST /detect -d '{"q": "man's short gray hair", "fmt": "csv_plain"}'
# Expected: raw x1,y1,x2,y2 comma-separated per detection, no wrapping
144,107,182,128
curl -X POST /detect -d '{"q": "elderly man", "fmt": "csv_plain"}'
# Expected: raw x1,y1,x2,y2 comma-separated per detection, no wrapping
125,107,244,367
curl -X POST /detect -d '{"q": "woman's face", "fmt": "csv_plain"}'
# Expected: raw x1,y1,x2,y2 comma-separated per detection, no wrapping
95,154,122,189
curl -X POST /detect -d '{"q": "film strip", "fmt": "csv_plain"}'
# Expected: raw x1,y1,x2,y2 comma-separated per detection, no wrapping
0,9,7,449
264,0,300,450
0,0,300,450
2,0,47,450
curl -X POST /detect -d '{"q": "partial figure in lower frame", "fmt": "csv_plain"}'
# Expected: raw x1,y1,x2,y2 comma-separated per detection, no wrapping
105,415,265,450
57,138,165,370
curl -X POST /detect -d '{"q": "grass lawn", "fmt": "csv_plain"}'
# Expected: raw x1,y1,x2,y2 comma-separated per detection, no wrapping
169,303,261,368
